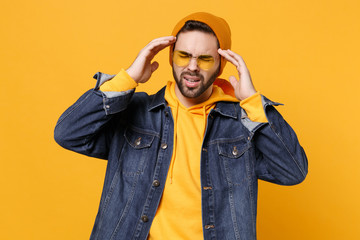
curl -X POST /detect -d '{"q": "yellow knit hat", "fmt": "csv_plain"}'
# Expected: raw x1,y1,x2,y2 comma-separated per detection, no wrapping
169,12,232,76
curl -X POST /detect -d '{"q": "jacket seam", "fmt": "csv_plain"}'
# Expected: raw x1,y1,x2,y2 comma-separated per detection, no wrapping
267,121,306,179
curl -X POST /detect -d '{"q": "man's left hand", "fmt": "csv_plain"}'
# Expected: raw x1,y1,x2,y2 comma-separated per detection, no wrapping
218,49,257,101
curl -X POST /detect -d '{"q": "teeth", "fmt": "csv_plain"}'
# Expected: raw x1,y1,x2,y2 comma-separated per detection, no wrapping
185,77,196,82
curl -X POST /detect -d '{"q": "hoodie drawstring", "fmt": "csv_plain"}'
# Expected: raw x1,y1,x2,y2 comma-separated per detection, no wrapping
169,101,179,184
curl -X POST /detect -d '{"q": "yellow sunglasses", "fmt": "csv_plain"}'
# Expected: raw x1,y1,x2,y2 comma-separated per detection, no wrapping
173,50,216,70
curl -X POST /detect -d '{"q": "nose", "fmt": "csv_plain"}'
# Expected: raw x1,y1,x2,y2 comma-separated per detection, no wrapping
186,57,200,72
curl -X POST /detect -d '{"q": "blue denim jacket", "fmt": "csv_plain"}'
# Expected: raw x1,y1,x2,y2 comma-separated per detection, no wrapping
54,72,308,240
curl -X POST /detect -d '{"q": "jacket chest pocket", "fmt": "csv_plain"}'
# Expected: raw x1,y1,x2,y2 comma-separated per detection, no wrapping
218,137,251,186
121,127,156,176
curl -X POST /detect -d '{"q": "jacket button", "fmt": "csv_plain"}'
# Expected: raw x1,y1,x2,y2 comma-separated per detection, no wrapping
161,143,168,149
152,180,160,187
205,224,215,229
232,146,238,156
164,111,169,117
141,215,149,222
135,137,141,146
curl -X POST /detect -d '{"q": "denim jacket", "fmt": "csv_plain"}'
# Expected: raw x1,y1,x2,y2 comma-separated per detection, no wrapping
54,72,308,240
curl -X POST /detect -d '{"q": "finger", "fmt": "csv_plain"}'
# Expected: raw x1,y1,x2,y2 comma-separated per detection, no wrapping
229,75,238,89
224,50,248,70
151,61,159,73
150,39,175,53
145,38,176,59
149,36,177,43
147,36,176,50
218,49,240,68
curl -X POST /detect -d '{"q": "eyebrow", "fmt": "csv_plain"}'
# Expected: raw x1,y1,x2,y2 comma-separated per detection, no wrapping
177,50,213,58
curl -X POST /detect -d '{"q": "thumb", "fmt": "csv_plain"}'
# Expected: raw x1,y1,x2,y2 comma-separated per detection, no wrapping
229,75,238,89
151,61,159,73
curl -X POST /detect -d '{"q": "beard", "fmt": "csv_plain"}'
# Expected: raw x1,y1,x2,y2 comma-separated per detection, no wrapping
172,65,220,99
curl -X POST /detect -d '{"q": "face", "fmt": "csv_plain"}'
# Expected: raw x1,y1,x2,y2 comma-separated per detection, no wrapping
172,31,220,106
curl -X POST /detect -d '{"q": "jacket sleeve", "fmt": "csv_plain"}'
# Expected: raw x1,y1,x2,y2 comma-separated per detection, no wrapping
54,72,135,160
242,96,308,185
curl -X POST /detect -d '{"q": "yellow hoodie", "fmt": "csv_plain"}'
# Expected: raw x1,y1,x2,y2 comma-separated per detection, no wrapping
100,69,268,239
148,80,239,239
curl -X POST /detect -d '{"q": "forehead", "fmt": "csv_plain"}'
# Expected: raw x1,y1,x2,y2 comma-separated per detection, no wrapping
174,31,219,54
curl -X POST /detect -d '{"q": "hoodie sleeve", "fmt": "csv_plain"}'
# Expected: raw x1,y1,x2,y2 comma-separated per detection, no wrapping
240,92,267,123
99,68,138,93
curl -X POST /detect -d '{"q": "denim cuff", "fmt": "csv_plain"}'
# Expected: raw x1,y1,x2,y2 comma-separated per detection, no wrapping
93,71,134,98
241,95,283,133
93,72,135,115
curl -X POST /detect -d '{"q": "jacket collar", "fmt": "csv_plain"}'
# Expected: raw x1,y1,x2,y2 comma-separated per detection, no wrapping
148,87,167,111
213,101,238,119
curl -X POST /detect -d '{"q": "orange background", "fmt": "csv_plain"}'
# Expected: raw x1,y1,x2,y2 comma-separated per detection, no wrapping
1,0,359,239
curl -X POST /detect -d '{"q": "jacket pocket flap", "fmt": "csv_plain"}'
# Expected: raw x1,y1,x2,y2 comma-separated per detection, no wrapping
217,137,249,159
124,127,155,149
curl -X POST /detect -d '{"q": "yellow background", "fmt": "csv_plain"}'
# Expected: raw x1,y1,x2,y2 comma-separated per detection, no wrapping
1,0,359,239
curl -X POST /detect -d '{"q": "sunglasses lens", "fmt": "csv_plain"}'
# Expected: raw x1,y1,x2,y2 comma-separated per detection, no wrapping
173,51,190,67
197,57,215,70
173,51,215,70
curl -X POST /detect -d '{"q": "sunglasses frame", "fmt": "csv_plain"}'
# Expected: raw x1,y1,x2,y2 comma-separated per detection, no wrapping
173,50,217,70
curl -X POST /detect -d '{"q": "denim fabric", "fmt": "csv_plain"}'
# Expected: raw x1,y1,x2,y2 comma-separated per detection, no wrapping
54,72,308,240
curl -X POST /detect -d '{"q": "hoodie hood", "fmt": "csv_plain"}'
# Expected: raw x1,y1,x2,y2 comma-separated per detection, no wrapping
165,78,238,110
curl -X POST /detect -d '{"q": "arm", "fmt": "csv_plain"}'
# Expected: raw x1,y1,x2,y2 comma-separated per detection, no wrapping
54,36,176,159
253,99,308,185
54,72,134,159
218,49,308,185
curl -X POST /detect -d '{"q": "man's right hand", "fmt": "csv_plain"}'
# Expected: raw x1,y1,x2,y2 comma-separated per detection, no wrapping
126,36,176,84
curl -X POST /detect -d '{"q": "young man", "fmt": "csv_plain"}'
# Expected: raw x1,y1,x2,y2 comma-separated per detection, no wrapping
54,12,308,240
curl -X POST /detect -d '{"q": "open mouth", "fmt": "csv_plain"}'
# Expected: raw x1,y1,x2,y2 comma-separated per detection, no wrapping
183,74,201,88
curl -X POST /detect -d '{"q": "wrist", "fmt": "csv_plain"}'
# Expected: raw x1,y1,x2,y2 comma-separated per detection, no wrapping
238,88,257,101
125,68,141,84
